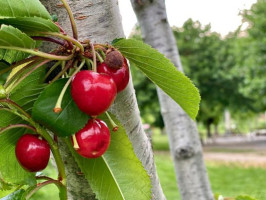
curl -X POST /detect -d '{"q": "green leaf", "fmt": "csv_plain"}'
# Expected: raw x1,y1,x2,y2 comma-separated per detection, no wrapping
0,17,59,33
5,61,47,105
0,85,6,98
0,189,25,200
0,0,59,34
113,38,200,120
0,25,36,63
66,113,151,200
0,62,10,85
0,0,51,20
32,79,90,137
236,195,258,200
0,67,45,187
0,61,9,70
0,187,17,198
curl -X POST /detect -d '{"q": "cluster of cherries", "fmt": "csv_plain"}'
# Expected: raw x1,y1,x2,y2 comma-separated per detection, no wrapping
15,49,129,172
70,50,129,158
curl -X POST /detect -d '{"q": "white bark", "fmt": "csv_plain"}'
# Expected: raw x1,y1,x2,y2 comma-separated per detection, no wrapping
41,0,165,199
130,0,214,199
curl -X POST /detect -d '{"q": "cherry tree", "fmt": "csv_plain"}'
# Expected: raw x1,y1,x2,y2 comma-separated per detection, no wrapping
0,0,200,199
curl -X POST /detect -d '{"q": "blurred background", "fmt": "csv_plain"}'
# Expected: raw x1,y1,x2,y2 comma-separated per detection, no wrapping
2,0,264,199
123,0,266,199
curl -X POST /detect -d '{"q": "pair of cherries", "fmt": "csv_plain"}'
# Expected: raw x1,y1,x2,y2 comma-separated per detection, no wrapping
70,58,129,158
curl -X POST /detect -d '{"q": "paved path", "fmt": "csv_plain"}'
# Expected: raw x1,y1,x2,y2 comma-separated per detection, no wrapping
203,152,266,168
203,135,266,168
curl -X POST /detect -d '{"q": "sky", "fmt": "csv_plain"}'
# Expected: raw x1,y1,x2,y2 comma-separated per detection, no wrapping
118,0,257,37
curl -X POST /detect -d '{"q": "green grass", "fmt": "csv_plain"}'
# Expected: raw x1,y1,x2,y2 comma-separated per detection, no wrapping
154,153,180,200
154,153,266,200
203,147,256,153
6,153,266,200
152,129,169,151
5,130,266,200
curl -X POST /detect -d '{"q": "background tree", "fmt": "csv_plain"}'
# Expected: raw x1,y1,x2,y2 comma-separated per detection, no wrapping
131,1,213,200
237,0,266,111
173,19,255,136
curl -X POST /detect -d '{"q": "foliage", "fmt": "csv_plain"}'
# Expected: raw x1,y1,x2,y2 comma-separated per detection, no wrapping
131,3,266,134
237,0,266,111
113,38,200,120
173,19,256,135
0,25,36,63
129,27,163,127
130,63,163,127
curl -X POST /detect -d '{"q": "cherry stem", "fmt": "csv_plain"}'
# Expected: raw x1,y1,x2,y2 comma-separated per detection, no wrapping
85,58,93,70
24,119,67,196
0,46,73,61
54,59,85,113
4,59,42,89
105,112,119,132
32,124,67,192
0,99,31,119
50,59,73,84
6,60,51,94
96,52,104,63
43,32,84,53
97,49,106,60
12,56,39,67
43,61,62,81
55,22,67,34
72,134,80,150
60,0,78,40
31,36,65,47
0,56,39,76
0,107,16,115
90,43,97,72
68,60,78,76
25,179,62,200
36,176,56,181
0,124,36,135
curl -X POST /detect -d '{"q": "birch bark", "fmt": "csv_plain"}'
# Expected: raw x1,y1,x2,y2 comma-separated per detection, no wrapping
41,0,165,199
130,0,214,199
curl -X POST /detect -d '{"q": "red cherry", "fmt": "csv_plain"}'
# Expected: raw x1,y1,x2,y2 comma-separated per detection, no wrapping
15,134,50,172
71,71,117,116
97,59,129,92
72,119,110,158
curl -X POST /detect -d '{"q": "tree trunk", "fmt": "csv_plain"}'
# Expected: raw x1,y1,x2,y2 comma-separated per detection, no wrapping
225,109,231,135
130,1,214,200
214,124,219,136
207,123,212,138
41,0,165,199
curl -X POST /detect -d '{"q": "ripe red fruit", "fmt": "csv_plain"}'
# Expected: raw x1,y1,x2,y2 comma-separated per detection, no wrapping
72,119,110,158
71,70,117,116
97,59,129,92
15,134,50,172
